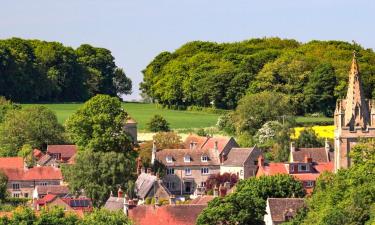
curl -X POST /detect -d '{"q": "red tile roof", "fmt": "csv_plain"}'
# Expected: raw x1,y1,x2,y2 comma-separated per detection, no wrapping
33,149,44,159
47,145,77,159
0,157,24,169
1,166,62,181
183,135,235,154
189,195,214,205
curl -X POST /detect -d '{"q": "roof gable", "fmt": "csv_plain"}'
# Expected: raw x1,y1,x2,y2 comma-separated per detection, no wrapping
47,145,77,158
267,198,305,223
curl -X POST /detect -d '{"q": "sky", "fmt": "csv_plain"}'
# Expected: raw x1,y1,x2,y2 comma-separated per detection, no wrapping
1,0,374,100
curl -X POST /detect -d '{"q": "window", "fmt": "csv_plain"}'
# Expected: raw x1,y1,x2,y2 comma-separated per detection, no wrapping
184,155,191,163
290,165,295,172
166,182,175,190
12,193,20,198
185,168,192,176
305,181,314,188
166,168,175,175
201,167,209,175
12,183,20,190
298,164,309,172
166,156,173,163
200,182,206,187
240,170,244,176
40,182,48,186
201,155,208,162
24,193,29,198
53,153,61,160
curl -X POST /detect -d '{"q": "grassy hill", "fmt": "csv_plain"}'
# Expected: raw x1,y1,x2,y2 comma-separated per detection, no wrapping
22,103,220,131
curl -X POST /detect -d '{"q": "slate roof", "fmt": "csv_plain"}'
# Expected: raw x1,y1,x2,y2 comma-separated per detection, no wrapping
104,196,125,211
47,145,77,159
222,147,259,166
0,157,24,169
267,198,305,224
37,154,55,166
35,185,69,196
156,148,220,167
135,173,158,199
292,147,332,163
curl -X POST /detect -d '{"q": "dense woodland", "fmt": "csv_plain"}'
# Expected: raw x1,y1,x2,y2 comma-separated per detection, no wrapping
0,38,132,102
141,38,375,116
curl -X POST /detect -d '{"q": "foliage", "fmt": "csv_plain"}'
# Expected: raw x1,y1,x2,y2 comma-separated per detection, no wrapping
0,171,8,202
0,38,131,102
141,38,375,115
197,174,305,225
61,151,135,207
0,106,65,156
216,113,236,135
254,121,283,144
65,95,133,153
0,97,20,123
295,127,324,148
234,91,293,135
205,173,238,191
196,128,208,137
147,114,170,132
81,208,132,225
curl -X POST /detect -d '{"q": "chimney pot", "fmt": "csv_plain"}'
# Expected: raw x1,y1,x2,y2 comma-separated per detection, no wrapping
118,187,123,198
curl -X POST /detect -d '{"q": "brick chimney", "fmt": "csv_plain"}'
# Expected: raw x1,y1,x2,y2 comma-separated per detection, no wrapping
304,154,313,163
136,157,142,175
123,195,129,216
117,187,123,198
324,138,330,160
151,140,156,165
257,155,265,167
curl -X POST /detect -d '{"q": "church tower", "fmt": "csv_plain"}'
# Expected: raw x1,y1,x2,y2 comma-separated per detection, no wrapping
334,51,375,171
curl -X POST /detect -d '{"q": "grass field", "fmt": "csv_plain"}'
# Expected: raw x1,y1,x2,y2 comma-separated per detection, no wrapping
22,103,220,131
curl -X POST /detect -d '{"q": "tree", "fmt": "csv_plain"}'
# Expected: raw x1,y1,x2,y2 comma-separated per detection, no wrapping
114,68,132,96
17,144,34,167
61,151,135,207
81,208,132,225
303,63,337,116
36,207,79,225
197,174,305,225
0,106,65,156
65,94,133,153
147,115,170,132
295,128,323,148
0,97,20,123
234,91,293,135
0,171,8,203
205,173,238,192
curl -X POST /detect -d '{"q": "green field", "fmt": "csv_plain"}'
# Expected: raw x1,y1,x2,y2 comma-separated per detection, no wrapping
22,103,220,131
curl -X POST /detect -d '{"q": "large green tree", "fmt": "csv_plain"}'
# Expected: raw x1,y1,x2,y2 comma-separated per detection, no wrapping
65,94,133,153
0,171,8,203
0,106,65,156
196,174,305,225
81,208,133,225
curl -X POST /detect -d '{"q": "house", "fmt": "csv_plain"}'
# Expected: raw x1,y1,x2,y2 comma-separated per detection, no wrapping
289,140,333,163
37,154,58,167
33,185,70,199
154,135,238,195
220,147,262,179
135,171,171,201
46,145,77,163
256,155,333,194
1,166,63,198
334,52,375,171
124,118,138,144
264,198,305,225
34,194,93,216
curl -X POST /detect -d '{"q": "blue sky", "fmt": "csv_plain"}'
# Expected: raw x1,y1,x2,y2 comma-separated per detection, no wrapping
1,0,374,100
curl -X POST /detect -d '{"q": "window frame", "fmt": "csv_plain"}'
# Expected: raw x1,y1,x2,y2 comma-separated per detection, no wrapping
166,156,173,163
185,168,192,176
184,155,191,163
166,168,175,175
201,167,209,175
201,155,208,162
12,183,20,190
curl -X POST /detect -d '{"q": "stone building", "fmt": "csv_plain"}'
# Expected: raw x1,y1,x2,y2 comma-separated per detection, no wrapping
334,52,375,171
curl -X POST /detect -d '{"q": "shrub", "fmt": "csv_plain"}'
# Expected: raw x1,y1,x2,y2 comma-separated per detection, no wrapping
147,114,170,132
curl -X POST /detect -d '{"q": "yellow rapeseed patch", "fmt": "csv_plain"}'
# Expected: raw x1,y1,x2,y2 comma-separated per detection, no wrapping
292,125,334,139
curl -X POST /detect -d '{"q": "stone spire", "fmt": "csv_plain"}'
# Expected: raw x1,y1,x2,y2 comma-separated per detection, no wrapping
344,51,370,129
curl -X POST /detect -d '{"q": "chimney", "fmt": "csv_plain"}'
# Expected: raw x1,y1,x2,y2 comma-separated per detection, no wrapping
169,195,176,205
136,157,142,175
289,142,296,162
220,154,225,164
117,187,123,199
155,196,160,206
151,140,157,165
257,155,265,167
214,140,219,156
304,154,312,163
110,191,114,197
123,196,129,216
325,139,330,160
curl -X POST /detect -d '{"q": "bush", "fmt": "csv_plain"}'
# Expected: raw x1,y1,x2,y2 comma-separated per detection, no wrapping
216,113,236,135
145,197,152,205
147,114,170,132
196,128,208,137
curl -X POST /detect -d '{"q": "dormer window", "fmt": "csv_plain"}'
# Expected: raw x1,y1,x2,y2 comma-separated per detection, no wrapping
298,164,309,172
201,155,208,162
184,155,191,163
166,156,173,163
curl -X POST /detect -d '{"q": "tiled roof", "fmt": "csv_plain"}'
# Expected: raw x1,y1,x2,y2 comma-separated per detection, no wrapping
222,147,258,166
47,145,77,159
104,196,125,211
267,198,305,223
35,185,69,196
36,193,58,205
156,148,220,167
128,204,207,225
183,135,235,154
1,166,62,181
292,148,331,163
33,149,44,159
135,173,157,199
37,154,55,166
0,157,24,169
189,195,214,205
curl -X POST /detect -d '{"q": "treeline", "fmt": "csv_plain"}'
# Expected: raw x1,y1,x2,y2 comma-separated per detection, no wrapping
141,38,375,115
0,38,132,102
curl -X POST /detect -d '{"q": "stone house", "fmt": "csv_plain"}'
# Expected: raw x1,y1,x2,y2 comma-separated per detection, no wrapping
289,140,333,163
264,198,305,225
220,147,262,179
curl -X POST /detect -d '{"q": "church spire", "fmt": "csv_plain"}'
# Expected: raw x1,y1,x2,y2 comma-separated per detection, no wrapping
344,51,370,129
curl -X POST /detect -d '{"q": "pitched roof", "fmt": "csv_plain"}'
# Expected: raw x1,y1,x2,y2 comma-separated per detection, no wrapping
189,195,214,205
135,173,157,199
1,166,63,181
183,135,235,154
292,148,330,163
37,154,55,166
156,148,220,167
35,185,69,196
222,147,258,166
0,157,24,169
104,196,125,211
47,145,77,159
128,205,207,225
33,149,44,159
267,198,305,223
